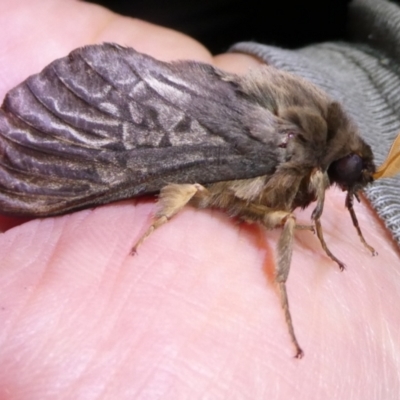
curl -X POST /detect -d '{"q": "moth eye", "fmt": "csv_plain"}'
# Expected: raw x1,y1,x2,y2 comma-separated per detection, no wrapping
328,153,363,187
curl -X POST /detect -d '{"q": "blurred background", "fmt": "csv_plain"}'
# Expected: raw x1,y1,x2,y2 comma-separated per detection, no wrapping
88,0,351,54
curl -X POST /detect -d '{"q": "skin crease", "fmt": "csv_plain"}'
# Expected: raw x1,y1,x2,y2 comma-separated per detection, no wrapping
0,0,399,399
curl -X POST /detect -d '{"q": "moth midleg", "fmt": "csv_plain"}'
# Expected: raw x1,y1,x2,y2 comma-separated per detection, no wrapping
220,200,304,358
275,213,304,358
131,183,207,254
191,187,305,356
345,192,377,256
235,205,305,357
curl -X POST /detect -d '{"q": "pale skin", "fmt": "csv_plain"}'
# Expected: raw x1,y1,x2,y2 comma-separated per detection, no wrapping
0,1,400,399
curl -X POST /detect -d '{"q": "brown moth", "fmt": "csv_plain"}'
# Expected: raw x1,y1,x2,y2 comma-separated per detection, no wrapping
0,43,399,358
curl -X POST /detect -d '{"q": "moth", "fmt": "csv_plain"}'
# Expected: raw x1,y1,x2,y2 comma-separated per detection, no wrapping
0,43,399,358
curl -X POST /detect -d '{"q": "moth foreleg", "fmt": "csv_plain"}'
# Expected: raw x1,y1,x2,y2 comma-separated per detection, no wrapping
131,183,207,254
310,169,346,270
345,192,377,256
310,169,330,220
314,219,346,271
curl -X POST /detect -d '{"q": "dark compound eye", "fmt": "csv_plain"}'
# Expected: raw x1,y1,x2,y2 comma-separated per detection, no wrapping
328,153,363,187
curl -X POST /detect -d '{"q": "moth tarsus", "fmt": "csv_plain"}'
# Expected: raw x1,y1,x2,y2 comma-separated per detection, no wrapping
1,43,398,357
277,281,304,359
130,247,138,256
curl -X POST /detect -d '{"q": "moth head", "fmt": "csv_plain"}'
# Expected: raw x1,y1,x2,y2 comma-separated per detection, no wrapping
277,102,377,192
328,151,375,192
328,125,400,192
325,103,376,192
274,97,400,192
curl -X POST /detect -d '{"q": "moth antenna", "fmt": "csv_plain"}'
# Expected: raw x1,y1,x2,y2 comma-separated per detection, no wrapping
345,192,377,256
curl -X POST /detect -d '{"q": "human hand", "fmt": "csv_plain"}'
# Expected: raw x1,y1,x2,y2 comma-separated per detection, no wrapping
0,1,399,399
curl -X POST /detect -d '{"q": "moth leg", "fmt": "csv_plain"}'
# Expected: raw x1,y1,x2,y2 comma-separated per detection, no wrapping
235,205,304,357
275,213,304,359
131,183,207,254
314,219,346,271
310,169,346,270
295,224,315,233
345,192,377,256
197,193,304,357
310,169,330,220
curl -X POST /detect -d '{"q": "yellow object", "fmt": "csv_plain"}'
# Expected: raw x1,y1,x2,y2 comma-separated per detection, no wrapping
374,133,400,179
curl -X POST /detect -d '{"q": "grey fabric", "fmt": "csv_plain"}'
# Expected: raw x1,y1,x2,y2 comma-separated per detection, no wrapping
230,0,400,245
